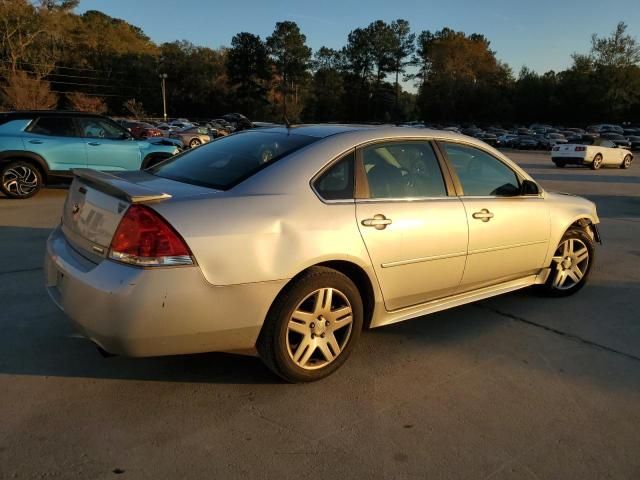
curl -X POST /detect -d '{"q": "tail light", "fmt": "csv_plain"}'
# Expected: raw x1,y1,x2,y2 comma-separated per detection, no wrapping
109,205,193,266
575,146,586,151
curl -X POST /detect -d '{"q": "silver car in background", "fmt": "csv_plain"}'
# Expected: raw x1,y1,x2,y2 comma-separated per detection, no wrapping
45,126,600,382
169,126,211,148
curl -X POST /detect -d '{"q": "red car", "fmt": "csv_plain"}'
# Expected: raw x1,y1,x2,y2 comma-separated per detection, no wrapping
121,120,162,139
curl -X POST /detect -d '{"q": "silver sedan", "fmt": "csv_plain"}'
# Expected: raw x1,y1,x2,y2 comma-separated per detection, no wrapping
45,126,600,382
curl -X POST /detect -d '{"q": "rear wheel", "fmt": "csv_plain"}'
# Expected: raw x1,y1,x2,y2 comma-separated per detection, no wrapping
591,153,603,170
540,228,594,297
257,267,363,382
189,138,202,148
621,155,632,169
553,160,565,168
0,160,43,199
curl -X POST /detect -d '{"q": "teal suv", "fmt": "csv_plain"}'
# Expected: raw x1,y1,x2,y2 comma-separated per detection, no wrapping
0,111,180,198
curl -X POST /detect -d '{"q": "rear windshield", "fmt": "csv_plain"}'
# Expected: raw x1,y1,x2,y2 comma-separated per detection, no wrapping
150,130,317,190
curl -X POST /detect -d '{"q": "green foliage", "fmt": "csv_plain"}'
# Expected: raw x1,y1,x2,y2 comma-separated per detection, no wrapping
266,21,312,121
226,32,270,118
0,4,638,125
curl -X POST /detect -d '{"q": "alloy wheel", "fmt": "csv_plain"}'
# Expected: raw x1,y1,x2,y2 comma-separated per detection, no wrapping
550,238,590,290
2,165,39,197
592,155,602,169
286,287,353,370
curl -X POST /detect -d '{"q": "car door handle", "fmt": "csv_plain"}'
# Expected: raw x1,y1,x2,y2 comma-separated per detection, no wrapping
361,214,392,230
28,139,43,144
472,209,494,222
88,142,101,146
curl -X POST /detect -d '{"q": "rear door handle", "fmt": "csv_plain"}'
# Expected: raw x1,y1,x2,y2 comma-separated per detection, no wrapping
361,214,392,230
472,209,494,222
88,142,101,146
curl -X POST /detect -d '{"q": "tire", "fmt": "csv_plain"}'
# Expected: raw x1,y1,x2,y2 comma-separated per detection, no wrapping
0,160,43,199
539,228,595,297
189,138,202,148
257,266,363,383
621,155,632,169
553,161,565,168
590,153,603,170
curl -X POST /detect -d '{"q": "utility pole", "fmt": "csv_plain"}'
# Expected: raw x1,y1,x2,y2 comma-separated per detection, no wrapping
159,73,168,122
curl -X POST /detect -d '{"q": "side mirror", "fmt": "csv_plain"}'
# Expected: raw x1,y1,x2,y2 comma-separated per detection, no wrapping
521,179,540,196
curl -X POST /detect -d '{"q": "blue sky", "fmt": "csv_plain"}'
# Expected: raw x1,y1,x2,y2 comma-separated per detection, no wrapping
78,0,639,76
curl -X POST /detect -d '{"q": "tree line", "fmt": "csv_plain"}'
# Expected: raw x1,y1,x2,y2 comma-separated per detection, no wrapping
1,0,639,125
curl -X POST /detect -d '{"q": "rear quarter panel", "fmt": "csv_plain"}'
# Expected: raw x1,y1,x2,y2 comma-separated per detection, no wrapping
153,191,374,288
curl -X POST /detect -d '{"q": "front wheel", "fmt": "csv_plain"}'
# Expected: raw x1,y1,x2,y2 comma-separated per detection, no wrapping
257,267,363,382
621,155,632,169
553,161,565,168
591,154,603,170
0,161,43,199
540,228,595,297
189,138,202,148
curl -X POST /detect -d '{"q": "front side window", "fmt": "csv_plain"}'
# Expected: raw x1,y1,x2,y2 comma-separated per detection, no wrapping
151,130,317,190
314,151,354,201
442,142,520,197
361,141,447,199
78,118,127,139
29,117,76,137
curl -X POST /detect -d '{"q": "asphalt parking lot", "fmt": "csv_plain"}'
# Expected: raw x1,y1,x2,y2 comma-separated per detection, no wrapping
1,151,639,479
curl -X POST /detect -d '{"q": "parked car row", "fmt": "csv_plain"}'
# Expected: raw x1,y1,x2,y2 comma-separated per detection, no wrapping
0,111,181,198
399,123,640,152
114,113,256,149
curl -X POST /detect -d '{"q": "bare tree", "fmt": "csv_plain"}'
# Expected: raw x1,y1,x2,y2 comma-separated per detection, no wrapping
67,92,107,113
123,98,145,119
1,70,57,109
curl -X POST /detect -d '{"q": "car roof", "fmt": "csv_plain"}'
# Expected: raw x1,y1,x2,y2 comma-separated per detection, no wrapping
250,124,473,142
0,110,107,121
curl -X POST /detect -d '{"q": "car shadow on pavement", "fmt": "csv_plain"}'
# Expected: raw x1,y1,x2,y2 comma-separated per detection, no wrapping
1,225,638,389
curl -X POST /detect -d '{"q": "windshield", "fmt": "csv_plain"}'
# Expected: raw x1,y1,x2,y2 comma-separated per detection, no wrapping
150,130,318,190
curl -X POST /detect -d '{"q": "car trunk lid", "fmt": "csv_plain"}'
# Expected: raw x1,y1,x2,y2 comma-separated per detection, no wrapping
61,169,213,262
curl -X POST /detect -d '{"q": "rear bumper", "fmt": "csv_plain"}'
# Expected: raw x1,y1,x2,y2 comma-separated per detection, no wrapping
44,226,286,357
552,156,589,165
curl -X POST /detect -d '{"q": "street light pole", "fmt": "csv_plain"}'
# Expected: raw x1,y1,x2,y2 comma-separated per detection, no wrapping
159,73,168,122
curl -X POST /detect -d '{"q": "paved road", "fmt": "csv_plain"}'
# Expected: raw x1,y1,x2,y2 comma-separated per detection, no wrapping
1,152,639,479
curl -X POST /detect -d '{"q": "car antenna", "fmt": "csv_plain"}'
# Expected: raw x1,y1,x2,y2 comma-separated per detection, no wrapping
283,114,291,129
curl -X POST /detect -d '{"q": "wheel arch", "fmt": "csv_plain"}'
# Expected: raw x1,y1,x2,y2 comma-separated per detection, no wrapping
268,260,378,331
545,214,600,268
0,150,49,181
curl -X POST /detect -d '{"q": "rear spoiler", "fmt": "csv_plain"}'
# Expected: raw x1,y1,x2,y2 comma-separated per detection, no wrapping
72,169,172,203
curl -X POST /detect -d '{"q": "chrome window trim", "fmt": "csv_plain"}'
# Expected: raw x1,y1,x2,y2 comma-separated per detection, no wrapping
355,196,460,204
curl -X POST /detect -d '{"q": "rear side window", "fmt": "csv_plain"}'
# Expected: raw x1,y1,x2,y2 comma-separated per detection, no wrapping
151,131,317,190
314,151,354,201
442,143,520,197
29,117,76,137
